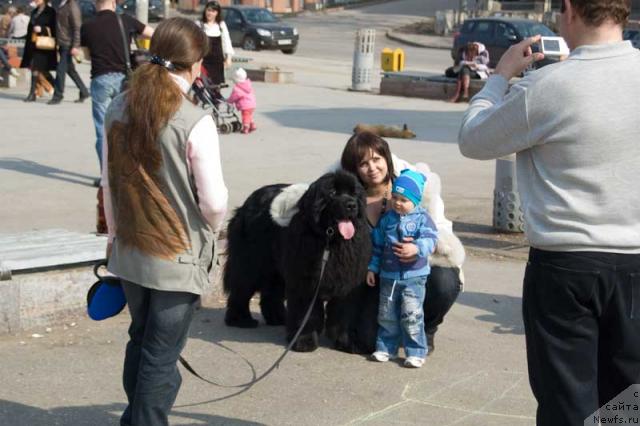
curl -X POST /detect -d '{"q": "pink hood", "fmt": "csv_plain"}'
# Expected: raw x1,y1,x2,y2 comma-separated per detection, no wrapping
227,79,256,111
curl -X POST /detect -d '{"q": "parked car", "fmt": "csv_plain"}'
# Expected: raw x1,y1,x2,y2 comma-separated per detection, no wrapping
119,0,165,22
78,0,96,21
452,17,558,69
623,28,640,49
222,6,299,54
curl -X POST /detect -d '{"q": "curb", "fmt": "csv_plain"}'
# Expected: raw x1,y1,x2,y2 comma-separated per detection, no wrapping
385,30,452,50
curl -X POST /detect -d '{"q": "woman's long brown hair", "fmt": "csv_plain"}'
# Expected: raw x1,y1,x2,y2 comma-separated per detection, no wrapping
125,17,208,178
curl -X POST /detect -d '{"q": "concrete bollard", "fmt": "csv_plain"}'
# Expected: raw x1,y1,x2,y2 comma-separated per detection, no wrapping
351,28,375,91
493,154,525,233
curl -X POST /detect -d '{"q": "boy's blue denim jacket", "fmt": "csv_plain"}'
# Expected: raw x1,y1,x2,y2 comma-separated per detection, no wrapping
368,206,438,280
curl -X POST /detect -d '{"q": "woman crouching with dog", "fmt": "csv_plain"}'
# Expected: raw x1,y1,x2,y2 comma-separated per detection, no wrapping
102,18,228,426
332,131,465,355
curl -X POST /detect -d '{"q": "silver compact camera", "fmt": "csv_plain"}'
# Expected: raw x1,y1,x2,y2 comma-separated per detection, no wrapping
539,36,570,57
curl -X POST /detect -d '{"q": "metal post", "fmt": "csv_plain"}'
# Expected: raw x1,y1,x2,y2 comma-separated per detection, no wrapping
351,28,375,92
493,154,525,233
137,0,149,25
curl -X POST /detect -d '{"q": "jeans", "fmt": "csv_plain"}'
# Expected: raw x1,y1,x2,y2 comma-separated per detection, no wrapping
376,275,428,359
0,47,10,70
53,46,89,99
91,72,125,170
523,248,640,426
424,266,462,335
120,281,199,426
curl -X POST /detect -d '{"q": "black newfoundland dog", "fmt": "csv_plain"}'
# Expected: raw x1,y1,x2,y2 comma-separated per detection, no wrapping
223,170,372,352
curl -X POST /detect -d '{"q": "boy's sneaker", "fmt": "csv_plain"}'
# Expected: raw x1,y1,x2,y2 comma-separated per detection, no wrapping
371,351,392,362
404,357,425,368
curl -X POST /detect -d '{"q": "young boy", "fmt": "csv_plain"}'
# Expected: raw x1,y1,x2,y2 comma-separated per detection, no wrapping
366,169,438,368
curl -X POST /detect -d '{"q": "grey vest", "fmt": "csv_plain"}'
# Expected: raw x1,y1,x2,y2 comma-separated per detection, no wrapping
105,94,214,295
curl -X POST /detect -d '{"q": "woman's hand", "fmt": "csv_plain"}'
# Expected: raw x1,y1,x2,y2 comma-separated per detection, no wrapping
366,271,376,287
393,237,419,263
34,25,42,34
224,56,232,68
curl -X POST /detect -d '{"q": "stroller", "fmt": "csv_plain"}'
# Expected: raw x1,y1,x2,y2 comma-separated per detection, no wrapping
191,76,243,135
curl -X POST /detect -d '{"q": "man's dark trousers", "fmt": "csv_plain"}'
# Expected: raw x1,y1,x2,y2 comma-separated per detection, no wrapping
120,281,199,426
52,46,88,101
523,248,640,426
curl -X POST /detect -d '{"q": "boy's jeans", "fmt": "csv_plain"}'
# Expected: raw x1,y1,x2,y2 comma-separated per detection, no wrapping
376,276,428,359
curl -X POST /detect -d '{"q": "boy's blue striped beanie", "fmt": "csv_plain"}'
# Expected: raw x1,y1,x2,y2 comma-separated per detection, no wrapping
392,169,426,206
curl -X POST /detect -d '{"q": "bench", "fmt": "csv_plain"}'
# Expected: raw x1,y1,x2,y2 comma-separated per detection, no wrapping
0,229,107,334
0,229,226,334
380,70,490,101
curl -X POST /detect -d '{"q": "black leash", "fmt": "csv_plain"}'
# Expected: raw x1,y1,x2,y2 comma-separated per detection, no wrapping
178,232,333,390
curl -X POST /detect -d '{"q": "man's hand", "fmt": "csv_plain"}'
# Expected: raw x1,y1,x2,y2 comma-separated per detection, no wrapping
70,47,80,57
393,237,419,263
34,25,42,33
366,271,376,287
495,35,545,81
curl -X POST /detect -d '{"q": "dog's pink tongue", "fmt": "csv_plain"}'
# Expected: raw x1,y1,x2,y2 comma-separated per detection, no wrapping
337,220,355,240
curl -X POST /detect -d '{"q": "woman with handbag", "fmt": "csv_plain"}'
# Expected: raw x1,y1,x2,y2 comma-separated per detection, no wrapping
20,0,57,102
103,17,228,425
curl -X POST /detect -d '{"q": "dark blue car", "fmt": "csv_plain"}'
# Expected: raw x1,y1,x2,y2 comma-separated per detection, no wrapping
452,17,558,69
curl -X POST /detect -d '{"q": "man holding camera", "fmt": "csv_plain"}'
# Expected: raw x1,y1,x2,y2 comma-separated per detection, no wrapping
81,0,153,181
458,0,640,424
48,0,89,105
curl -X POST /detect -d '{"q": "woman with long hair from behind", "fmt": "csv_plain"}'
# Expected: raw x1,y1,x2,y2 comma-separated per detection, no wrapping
102,17,228,426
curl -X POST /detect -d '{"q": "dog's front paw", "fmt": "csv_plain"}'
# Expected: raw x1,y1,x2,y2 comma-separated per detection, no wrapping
291,332,319,352
224,311,259,328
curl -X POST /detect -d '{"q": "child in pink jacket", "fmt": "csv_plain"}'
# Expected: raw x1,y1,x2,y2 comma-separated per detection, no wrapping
227,68,256,134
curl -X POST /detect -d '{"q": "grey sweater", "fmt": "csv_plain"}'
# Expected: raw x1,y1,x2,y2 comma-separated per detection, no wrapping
459,41,640,253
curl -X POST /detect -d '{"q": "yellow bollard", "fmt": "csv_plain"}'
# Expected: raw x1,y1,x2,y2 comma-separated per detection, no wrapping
136,38,151,50
381,47,405,72
394,48,405,72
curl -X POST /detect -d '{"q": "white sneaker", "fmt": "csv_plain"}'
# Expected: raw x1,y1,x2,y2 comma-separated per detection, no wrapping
9,68,19,78
404,356,425,368
371,351,390,362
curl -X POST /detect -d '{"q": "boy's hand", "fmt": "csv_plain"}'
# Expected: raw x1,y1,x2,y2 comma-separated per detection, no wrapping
366,271,376,287
394,237,419,262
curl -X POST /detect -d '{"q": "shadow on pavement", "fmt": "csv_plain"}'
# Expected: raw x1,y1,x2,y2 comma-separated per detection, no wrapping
454,221,529,259
457,291,524,335
0,157,96,187
0,400,265,426
264,107,462,144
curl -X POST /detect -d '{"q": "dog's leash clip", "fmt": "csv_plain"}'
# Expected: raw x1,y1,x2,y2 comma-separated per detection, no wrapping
325,227,334,238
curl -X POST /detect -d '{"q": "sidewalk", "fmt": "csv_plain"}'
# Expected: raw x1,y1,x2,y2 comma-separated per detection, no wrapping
386,30,454,50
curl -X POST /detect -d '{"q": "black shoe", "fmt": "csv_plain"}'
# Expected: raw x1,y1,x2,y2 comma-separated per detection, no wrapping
75,92,90,103
47,97,63,105
23,93,36,102
93,178,101,187
427,332,435,355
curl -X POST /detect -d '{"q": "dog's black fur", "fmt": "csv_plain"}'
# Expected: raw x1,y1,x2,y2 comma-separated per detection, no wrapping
223,171,372,352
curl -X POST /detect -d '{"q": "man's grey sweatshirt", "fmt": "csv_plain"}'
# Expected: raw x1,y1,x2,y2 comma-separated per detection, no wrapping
459,41,640,253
